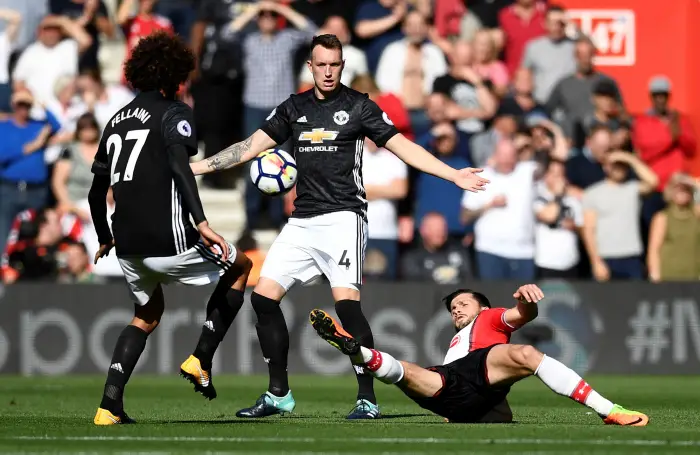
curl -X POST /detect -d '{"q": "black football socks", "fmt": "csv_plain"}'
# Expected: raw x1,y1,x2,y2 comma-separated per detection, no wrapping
100,325,148,414
335,299,377,405
251,292,290,397
193,288,245,370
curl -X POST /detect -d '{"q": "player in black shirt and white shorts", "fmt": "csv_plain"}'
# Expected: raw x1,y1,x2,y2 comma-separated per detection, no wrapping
191,34,490,419
90,32,253,425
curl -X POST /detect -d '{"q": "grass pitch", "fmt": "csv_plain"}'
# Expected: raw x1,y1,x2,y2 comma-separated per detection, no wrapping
0,375,698,454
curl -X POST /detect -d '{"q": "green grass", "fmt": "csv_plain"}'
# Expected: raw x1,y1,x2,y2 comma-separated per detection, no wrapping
0,375,698,454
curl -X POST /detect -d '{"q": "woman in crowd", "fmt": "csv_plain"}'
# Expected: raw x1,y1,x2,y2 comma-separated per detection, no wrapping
647,173,700,282
51,113,101,221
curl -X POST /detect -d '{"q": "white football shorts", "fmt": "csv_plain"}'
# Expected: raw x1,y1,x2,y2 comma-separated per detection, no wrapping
260,211,367,291
118,240,236,305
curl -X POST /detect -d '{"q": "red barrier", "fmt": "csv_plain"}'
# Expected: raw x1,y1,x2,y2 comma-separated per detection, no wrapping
560,0,700,175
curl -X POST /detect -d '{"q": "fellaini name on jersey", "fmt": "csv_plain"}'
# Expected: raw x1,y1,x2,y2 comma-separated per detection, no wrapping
111,108,152,128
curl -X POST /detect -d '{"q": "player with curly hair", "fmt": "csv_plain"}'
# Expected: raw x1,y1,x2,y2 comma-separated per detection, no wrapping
90,32,252,425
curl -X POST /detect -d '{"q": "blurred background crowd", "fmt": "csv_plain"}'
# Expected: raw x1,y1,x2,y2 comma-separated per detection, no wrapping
0,0,698,287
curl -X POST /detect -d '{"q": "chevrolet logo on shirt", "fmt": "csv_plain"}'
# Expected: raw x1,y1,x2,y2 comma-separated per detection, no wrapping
299,128,339,144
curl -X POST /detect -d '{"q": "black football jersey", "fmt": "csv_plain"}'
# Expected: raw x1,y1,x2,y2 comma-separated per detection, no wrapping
261,85,399,220
91,91,201,257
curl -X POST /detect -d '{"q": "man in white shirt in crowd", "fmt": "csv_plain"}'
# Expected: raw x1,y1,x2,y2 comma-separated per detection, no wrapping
462,139,537,280
534,157,583,278
298,16,368,90
12,15,92,105
362,138,408,280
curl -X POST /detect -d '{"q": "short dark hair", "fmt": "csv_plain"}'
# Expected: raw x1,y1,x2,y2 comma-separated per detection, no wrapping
74,113,99,141
442,289,491,312
311,34,343,55
79,67,103,86
543,154,566,173
587,123,612,138
124,31,194,98
547,4,565,15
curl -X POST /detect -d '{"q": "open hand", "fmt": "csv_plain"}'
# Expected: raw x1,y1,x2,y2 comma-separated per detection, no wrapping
454,168,489,193
513,284,544,304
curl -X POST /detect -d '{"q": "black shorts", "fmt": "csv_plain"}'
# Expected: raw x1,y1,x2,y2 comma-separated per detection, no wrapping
410,345,511,423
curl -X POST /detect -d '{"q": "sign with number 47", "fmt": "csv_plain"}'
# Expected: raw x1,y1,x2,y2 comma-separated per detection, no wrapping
566,9,636,66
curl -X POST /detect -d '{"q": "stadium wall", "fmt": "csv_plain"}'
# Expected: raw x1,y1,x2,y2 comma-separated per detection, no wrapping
0,282,699,376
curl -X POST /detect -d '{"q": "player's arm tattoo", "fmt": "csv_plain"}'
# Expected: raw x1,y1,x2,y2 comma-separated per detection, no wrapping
205,136,253,171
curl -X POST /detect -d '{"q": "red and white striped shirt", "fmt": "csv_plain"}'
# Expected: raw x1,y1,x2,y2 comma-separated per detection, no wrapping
443,308,517,365
1,209,84,281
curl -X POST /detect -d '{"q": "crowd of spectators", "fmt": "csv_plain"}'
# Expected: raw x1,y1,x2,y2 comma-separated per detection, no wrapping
0,0,699,286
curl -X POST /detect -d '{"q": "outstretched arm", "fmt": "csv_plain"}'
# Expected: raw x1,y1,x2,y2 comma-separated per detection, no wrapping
384,133,489,192
191,129,277,175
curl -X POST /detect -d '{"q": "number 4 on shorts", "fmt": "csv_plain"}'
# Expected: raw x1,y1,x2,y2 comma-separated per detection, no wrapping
339,250,351,270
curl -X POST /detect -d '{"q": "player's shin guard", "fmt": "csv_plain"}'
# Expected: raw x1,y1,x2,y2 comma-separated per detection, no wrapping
100,325,148,414
251,292,290,397
356,347,404,385
534,354,614,417
193,288,245,370
335,299,377,404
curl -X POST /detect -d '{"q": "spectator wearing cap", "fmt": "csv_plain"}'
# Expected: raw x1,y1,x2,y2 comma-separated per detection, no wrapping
647,173,700,282
498,0,546,77
355,0,407,74
546,37,624,148
582,150,658,281
0,89,61,259
462,139,538,280
12,15,91,105
633,76,696,219
376,11,448,136
521,4,575,104
432,40,497,138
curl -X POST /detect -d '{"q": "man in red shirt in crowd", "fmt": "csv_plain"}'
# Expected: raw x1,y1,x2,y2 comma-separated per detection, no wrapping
498,0,546,77
117,0,174,84
633,76,696,193
310,284,649,425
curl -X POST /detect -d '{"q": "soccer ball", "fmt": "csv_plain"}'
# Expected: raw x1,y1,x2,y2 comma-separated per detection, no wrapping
250,149,298,195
